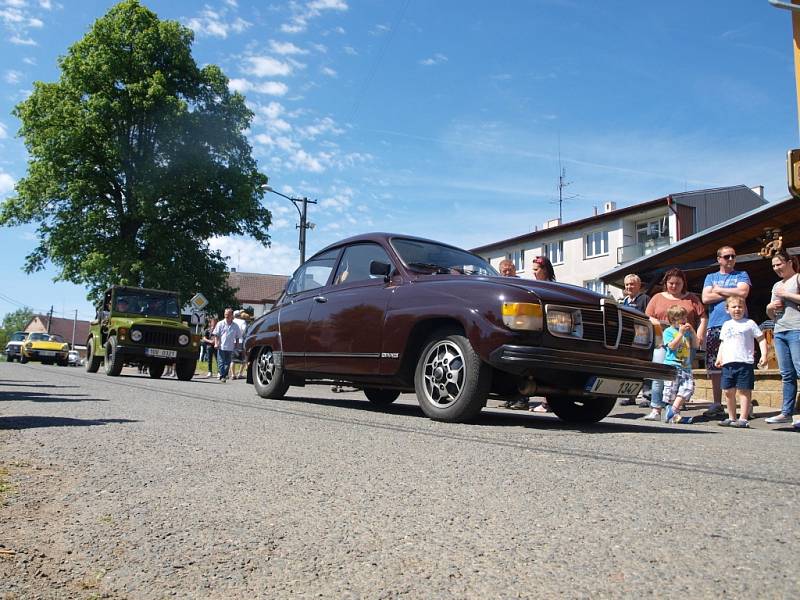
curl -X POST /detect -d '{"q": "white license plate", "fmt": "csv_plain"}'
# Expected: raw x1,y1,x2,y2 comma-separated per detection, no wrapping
145,348,177,358
585,376,642,396
39,350,56,356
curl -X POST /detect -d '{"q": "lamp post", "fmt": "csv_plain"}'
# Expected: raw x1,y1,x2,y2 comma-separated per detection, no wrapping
262,185,318,264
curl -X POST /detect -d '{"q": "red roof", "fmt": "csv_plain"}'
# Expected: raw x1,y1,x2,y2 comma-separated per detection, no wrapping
227,272,289,304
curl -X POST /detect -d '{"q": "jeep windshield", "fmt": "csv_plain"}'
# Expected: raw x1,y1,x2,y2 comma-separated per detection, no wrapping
10,332,26,342
114,292,180,318
392,238,498,276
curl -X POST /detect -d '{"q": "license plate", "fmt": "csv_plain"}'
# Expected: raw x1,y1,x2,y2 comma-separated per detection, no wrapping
585,376,642,396
145,348,177,358
39,350,56,356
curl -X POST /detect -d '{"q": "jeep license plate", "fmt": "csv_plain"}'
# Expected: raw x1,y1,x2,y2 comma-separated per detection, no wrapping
145,348,177,359
39,350,56,356
585,376,642,396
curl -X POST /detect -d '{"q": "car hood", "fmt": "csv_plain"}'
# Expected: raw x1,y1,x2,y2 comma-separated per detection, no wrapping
119,318,188,329
28,340,68,350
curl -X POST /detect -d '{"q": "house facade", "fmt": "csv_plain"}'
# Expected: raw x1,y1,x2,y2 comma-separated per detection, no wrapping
227,270,290,318
471,185,766,297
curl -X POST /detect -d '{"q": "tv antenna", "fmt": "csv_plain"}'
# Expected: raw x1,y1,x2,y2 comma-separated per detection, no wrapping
555,149,579,221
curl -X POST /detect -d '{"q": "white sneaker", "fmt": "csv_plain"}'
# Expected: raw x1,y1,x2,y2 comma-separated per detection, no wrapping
643,409,661,421
205,372,212,378
765,414,791,424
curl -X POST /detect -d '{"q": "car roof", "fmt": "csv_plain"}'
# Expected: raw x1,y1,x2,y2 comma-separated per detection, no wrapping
107,285,179,296
312,232,469,259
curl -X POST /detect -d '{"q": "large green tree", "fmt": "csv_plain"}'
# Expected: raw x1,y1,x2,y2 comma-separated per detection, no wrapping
0,307,34,350
0,0,270,312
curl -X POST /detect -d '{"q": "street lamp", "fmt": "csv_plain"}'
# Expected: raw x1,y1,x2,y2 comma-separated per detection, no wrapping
262,185,318,264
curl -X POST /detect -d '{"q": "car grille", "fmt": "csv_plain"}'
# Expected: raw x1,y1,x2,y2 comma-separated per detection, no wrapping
579,300,643,349
132,326,181,347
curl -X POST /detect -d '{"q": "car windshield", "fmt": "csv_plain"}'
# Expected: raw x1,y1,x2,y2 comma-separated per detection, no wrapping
391,238,498,276
114,292,180,317
28,333,51,342
11,332,26,342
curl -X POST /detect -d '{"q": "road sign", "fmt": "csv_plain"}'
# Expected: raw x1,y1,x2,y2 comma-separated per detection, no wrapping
190,293,208,311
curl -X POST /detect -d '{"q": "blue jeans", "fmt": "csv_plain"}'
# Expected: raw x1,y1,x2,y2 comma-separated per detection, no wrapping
649,346,667,409
217,349,233,379
773,330,800,416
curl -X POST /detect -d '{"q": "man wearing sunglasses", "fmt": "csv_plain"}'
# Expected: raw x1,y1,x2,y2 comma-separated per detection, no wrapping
701,246,752,418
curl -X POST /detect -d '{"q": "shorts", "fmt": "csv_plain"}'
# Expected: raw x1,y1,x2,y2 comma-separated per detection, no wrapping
721,362,755,391
705,327,722,372
663,367,695,404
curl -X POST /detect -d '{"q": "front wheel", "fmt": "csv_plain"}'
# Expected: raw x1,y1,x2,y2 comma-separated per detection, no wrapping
104,336,124,376
148,362,165,379
414,331,491,423
19,354,28,364
85,338,102,373
548,395,617,423
364,388,401,406
175,359,195,381
253,347,289,399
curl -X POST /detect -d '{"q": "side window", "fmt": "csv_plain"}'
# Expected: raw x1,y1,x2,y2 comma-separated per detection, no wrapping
286,249,339,295
333,243,393,286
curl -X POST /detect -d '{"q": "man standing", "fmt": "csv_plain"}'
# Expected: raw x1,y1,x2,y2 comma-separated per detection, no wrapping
701,246,751,418
232,310,249,379
212,308,241,383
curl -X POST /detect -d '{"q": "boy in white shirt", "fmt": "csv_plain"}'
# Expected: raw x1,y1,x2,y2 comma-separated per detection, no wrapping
714,296,768,428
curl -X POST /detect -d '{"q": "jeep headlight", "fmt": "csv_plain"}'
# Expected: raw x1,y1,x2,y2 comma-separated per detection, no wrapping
131,329,143,342
178,334,189,346
502,302,543,331
633,321,653,348
546,308,583,338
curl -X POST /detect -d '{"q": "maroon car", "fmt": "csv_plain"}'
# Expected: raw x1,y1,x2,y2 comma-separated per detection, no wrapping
244,233,673,423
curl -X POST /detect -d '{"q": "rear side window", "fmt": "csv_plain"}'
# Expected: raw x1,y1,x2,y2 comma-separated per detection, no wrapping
286,249,339,295
333,243,393,285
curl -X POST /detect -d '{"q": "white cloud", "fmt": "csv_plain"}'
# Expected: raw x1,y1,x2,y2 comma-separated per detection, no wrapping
9,35,36,45
269,40,308,55
0,171,16,195
27,17,42,27
39,0,53,9
0,8,25,24
0,121,8,139
209,236,299,276
230,78,289,96
343,45,357,55
370,24,390,36
291,149,324,172
310,43,327,53
420,53,448,66
280,0,349,35
22,56,36,65
243,55,292,77
184,8,250,39
320,66,337,77
298,116,343,139
4,70,22,84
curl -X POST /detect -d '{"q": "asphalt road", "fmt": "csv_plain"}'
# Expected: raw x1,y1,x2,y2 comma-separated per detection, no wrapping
1,362,798,599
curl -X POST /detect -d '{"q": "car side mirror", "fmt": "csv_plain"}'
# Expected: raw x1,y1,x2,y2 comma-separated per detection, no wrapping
370,260,392,281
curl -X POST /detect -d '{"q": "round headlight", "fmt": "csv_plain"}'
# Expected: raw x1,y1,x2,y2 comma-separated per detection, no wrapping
131,330,143,342
178,334,189,346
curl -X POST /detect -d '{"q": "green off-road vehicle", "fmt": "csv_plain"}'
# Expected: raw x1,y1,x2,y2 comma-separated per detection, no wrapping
86,286,200,380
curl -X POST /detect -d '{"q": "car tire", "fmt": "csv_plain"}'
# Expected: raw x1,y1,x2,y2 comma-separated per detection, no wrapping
85,338,102,373
414,331,491,423
548,395,617,423
57,359,68,367
363,388,401,406
20,354,28,364
148,362,165,379
104,336,124,376
175,359,195,381
253,346,289,399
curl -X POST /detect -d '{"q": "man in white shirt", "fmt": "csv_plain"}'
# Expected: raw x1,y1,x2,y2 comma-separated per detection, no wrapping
212,308,241,382
232,310,248,379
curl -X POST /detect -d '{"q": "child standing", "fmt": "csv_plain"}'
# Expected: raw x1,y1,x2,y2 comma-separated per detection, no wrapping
645,305,698,423
714,296,768,429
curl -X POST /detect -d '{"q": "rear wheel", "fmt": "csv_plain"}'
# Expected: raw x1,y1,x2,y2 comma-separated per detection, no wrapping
104,336,124,376
253,347,289,399
364,388,401,406
148,362,165,379
85,338,102,373
414,330,491,423
175,359,195,381
548,395,616,423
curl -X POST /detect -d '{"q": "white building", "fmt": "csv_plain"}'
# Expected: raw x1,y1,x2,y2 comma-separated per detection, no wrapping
471,185,766,297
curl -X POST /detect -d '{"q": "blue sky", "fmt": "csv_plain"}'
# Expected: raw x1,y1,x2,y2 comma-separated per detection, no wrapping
0,0,797,321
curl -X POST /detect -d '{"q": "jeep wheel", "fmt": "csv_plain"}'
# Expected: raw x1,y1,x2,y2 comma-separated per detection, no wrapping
364,388,401,406
20,354,28,364
104,336,124,376
85,338,102,373
548,395,616,423
148,362,164,379
253,346,289,399
414,330,490,423
175,359,195,381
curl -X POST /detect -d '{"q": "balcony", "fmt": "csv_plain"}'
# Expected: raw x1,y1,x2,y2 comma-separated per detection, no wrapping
616,236,671,264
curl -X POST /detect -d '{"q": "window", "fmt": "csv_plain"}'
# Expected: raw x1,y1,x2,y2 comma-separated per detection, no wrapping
636,217,669,252
584,230,609,258
542,240,564,265
584,279,607,295
507,249,525,271
333,243,393,285
286,249,339,295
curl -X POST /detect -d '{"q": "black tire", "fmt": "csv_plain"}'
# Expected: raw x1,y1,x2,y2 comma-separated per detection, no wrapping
57,359,68,367
42,360,53,366
85,338,102,373
548,395,617,423
7,355,15,363
148,362,165,379
104,336,124,376
414,331,491,423
364,388,401,406
175,359,195,381
253,346,289,399
20,354,28,364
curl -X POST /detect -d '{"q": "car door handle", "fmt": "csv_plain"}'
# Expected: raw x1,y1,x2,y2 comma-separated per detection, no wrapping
314,296,327,303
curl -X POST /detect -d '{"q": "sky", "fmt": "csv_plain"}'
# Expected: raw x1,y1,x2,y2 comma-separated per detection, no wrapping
0,0,798,322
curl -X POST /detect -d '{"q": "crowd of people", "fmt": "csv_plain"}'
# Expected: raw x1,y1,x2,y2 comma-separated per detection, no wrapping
497,246,800,430
199,307,251,383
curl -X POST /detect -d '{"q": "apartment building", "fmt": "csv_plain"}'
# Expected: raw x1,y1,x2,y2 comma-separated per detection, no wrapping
471,185,766,297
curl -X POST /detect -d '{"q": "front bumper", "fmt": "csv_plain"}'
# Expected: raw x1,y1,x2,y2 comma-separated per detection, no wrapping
488,345,675,381
5,346,21,357
115,343,198,361
23,349,68,361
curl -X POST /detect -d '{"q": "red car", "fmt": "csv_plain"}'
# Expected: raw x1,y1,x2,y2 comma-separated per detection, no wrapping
244,233,672,423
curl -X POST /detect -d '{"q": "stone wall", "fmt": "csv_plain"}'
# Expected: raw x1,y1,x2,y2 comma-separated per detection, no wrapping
693,369,784,408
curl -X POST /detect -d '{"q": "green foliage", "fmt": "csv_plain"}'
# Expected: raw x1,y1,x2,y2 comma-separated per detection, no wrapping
0,0,271,312
0,307,34,348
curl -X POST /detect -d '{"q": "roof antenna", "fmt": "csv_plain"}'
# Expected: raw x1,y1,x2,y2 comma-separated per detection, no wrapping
555,138,578,221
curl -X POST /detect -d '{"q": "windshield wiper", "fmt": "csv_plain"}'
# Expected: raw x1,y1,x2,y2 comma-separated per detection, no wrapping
407,262,453,274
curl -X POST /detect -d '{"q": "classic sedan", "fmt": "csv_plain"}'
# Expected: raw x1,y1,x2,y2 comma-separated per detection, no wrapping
244,233,673,424
20,332,70,366
4,331,26,362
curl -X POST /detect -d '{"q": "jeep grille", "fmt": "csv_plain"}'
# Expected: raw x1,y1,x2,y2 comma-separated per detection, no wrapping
132,326,181,348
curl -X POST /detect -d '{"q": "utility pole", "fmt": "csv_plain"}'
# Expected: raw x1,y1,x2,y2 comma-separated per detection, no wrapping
72,309,78,346
262,185,317,264
46,306,54,333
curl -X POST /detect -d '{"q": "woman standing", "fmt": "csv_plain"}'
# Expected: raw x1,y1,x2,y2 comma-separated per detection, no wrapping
644,268,707,420
202,317,218,378
766,250,800,428
530,256,556,413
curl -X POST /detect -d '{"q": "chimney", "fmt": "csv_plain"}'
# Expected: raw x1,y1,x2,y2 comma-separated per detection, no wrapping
231,267,237,273
543,218,561,229
750,185,764,199
603,201,617,213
